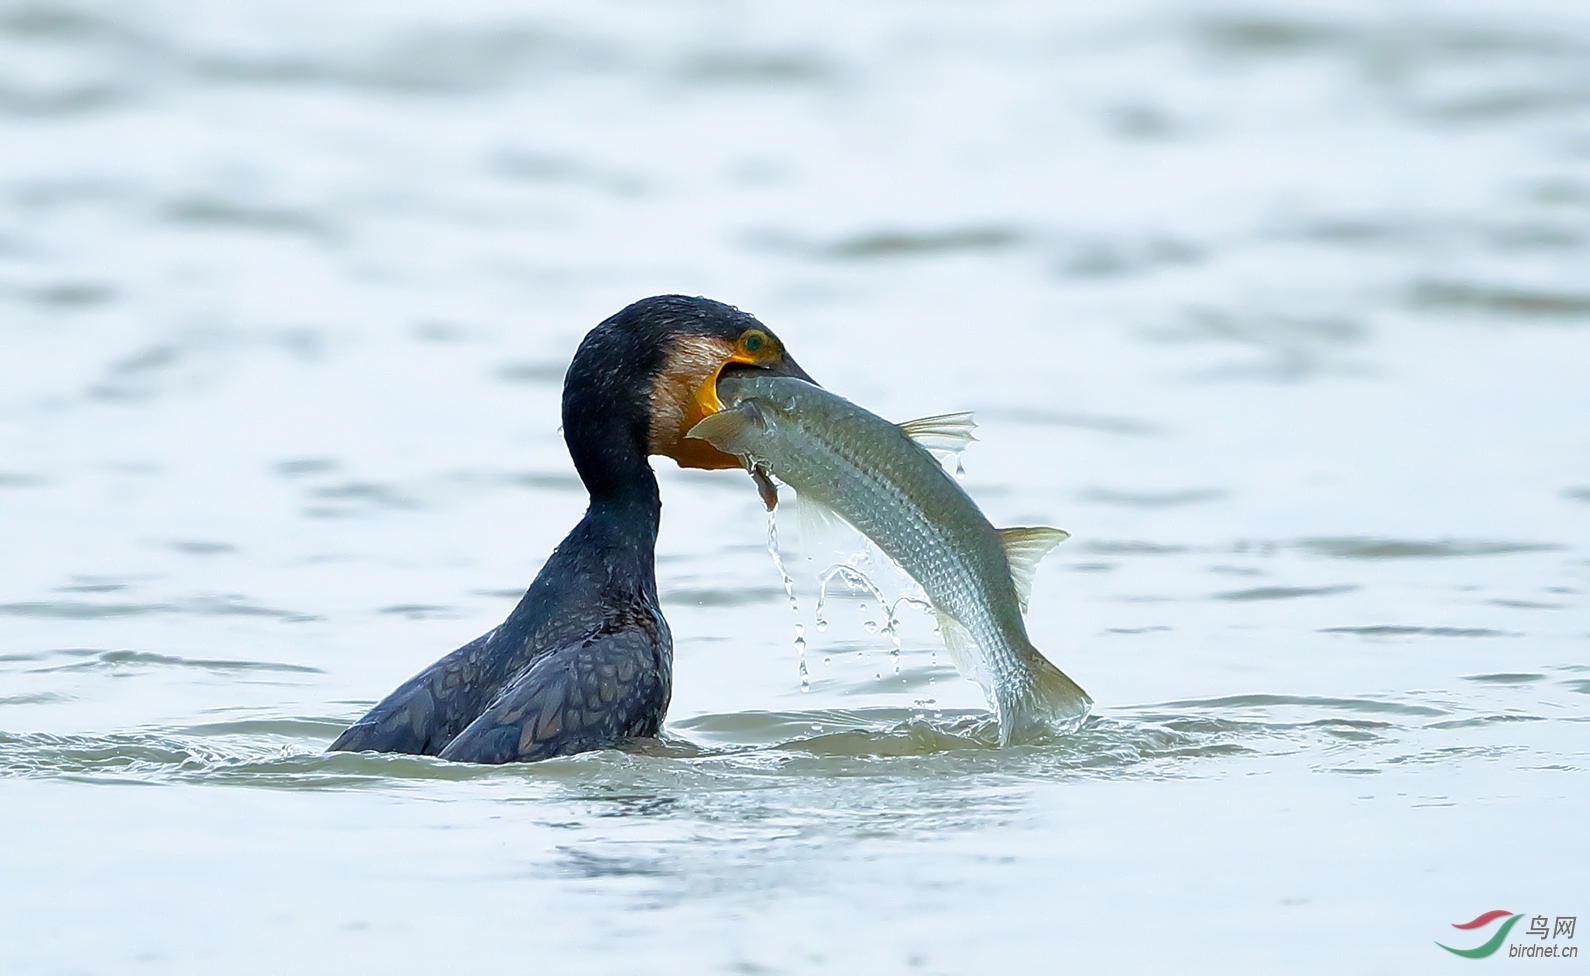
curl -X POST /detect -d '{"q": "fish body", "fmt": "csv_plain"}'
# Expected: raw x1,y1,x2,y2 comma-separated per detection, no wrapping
690,374,1092,743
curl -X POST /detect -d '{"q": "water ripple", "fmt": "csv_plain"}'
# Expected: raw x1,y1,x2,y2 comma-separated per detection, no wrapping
0,598,321,622
31,650,322,674
2,687,1547,792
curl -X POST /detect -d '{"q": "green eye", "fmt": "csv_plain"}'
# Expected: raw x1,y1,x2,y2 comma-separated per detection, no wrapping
743,333,764,352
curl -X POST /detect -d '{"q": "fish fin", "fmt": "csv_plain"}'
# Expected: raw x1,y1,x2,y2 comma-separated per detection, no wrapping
934,610,998,716
685,401,764,455
898,412,978,454
795,489,852,553
997,526,1070,614
1004,649,1093,744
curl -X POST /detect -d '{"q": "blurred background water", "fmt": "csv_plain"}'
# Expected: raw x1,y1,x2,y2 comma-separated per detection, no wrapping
2,0,1588,972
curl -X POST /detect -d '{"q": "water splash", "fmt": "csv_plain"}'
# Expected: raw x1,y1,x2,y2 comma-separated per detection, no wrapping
816,564,902,672
770,489,943,683
766,507,808,692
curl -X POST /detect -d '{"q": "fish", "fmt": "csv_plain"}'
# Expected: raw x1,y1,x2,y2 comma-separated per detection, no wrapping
688,373,1092,743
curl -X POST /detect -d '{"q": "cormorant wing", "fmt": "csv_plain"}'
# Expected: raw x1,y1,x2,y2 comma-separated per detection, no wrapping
437,628,667,764
328,632,504,756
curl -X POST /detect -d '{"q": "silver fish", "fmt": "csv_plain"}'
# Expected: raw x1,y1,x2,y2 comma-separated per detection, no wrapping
688,374,1092,743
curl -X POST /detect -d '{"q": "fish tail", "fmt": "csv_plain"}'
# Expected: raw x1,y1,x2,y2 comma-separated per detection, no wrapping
1002,645,1093,745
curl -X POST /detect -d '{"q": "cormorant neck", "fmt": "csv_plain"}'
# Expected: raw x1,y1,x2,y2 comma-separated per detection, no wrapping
586,466,661,528
580,465,661,602
564,412,659,510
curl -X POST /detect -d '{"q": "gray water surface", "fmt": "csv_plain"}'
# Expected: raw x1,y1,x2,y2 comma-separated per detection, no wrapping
2,0,1588,972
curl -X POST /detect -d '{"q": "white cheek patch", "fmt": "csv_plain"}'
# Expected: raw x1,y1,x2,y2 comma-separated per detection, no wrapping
646,335,734,456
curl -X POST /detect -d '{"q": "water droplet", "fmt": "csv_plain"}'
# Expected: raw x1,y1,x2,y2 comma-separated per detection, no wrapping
767,508,810,690
822,656,831,665
874,672,882,681
815,620,828,633
862,620,878,635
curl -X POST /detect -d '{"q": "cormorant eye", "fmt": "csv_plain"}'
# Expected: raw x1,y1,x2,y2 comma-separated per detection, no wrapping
742,332,765,353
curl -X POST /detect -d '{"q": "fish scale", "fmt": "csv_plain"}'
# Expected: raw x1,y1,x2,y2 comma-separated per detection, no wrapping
690,374,1092,743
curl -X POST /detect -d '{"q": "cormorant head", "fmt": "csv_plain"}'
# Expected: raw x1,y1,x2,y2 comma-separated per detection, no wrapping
563,296,813,493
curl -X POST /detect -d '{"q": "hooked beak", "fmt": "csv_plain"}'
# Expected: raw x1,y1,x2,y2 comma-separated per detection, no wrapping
671,347,814,472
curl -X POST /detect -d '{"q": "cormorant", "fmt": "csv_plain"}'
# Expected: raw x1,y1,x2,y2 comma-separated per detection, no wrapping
328,295,812,763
